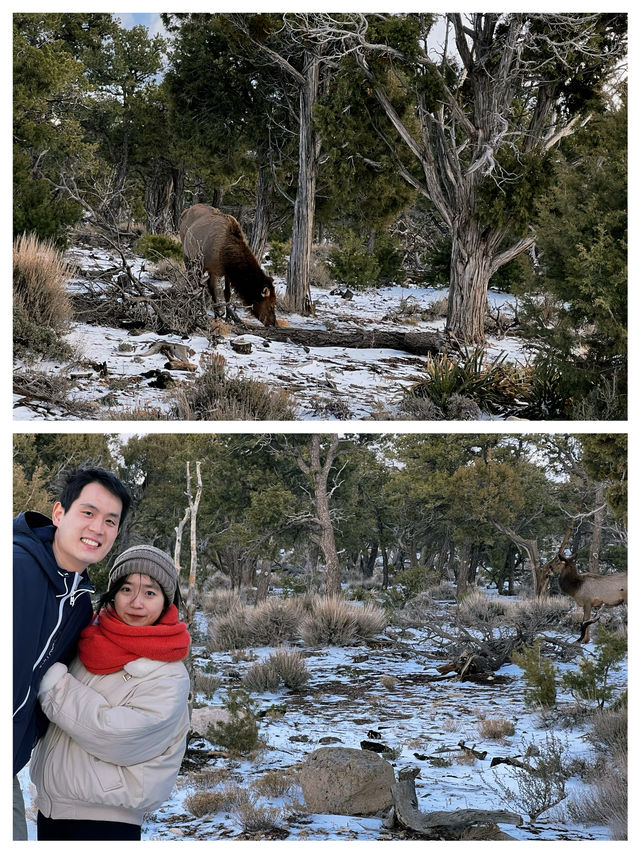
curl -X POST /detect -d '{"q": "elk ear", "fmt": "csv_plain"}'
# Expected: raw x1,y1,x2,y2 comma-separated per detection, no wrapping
261,286,271,297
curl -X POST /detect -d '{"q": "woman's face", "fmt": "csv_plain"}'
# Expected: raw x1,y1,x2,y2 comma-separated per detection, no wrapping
114,573,165,626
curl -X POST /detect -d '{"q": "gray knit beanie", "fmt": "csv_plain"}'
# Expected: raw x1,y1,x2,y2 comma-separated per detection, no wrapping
109,545,178,602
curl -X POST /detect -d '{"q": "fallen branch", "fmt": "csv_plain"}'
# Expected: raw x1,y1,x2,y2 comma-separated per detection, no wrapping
233,325,449,356
458,741,488,760
391,776,521,839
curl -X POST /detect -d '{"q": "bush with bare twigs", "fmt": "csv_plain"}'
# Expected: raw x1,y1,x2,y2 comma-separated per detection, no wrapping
486,732,573,821
565,705,627,838
565,754,627,839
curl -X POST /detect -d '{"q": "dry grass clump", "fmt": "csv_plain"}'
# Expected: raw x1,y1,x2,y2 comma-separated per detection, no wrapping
300,596,357,646
268,647,310,690
458,588,513,626
182,767,231,791
250,769,296,798
479,717,516,740
242,647,310,693
185,784,244,817
245,597,305,646
208,608,251,651
13,233,74,336
193,670,221,698
564,705,627,838
235,792,284,834
385,295,448,324
355,600,389,636
185,776,287,833
588,706,627,754
565,749,627,839
505,594,574,635
300,595,386,646
201,589,243,617
458,589,573,640
174,356,296,421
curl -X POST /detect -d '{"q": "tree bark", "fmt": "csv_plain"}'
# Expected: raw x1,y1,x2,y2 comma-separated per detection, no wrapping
588,483,605,573
447,216,494,344
392,776,521,838
250,165,272,261
231,324,446,355
296,434,342,596
287,50,320,316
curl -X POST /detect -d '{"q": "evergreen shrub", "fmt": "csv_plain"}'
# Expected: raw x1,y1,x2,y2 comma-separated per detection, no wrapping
134,232,184,262
205,690,260,754
561,626,627,709
512,640,557,708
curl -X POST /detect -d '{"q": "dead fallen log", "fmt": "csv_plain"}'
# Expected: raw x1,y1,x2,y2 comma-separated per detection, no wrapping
233,325,449,356
391,776,521,839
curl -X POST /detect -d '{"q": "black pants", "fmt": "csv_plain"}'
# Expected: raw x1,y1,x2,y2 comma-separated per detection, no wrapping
37,811,141,841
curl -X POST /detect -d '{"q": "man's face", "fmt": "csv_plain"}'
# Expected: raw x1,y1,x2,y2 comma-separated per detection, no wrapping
51,482,122,573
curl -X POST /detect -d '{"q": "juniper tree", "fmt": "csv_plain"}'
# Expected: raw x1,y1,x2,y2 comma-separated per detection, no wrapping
301,13,627,344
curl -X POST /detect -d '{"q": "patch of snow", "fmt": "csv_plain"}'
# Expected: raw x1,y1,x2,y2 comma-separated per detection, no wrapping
13,246,537,421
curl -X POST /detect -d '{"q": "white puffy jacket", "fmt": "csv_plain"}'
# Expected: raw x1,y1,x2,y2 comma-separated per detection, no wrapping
30,655,190,826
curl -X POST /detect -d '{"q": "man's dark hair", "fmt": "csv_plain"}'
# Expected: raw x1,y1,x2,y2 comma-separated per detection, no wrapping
56,466,132,528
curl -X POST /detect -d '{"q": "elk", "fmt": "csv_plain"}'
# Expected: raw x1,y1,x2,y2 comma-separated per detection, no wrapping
179,203,276,326
550,551,627,643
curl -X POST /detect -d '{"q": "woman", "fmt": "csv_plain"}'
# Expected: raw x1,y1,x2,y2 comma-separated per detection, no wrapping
30,545,191,841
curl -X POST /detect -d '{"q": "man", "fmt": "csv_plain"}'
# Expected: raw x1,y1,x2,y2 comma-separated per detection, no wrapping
13,466,132,840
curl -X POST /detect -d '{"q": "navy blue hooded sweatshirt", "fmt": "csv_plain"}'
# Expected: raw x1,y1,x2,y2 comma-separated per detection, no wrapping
13,511,94,776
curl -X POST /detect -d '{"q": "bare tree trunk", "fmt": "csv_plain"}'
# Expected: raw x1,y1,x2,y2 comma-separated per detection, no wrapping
588,484,606,573
174,504,190,591
186,461,203,629
287,50,319,316
176,461,202,720
363,542,378,579
297,434,342,596
255,557,273,603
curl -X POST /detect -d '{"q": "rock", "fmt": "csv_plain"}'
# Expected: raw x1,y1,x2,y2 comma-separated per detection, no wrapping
299,746,395,815
190,706,233,737
360,739,393,754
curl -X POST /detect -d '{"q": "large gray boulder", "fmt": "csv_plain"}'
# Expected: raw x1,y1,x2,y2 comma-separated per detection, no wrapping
299,746,395,815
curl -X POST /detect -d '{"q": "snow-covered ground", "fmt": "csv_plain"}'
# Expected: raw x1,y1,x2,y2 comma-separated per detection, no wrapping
13,245,535,421
18,596,626,842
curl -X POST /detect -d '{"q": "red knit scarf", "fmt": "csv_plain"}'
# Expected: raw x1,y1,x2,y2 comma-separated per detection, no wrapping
78,604,191,674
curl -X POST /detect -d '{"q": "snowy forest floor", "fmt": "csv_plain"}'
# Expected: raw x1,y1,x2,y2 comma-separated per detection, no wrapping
13,241,533,422
19,590,626,841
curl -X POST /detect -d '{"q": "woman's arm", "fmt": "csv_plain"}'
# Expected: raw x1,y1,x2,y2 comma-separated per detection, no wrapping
38,666,189,766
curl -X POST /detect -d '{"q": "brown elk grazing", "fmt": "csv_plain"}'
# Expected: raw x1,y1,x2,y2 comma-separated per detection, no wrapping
551,552,627,643
179,203,276,326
